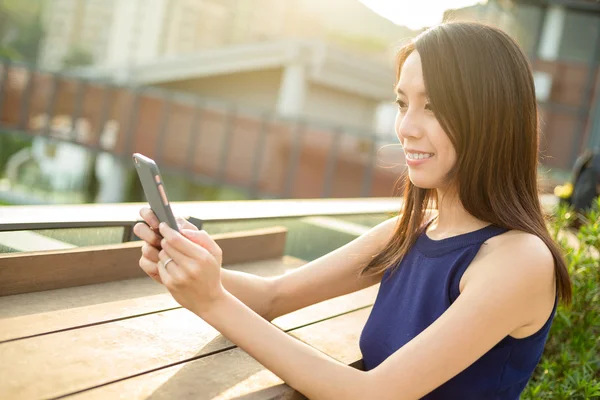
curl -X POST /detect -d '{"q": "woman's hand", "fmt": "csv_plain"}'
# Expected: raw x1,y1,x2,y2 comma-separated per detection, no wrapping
133,207,199,284
157,223,226,314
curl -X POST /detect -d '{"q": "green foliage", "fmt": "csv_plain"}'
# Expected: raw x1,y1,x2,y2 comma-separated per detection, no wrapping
62,46,94,69
0,131,33,177
522,197,600,399
0,0,45,63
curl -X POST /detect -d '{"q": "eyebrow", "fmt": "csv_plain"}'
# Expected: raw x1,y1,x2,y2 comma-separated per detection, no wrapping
396,88,428,98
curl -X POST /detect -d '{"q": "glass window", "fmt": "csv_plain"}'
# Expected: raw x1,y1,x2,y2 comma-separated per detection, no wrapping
513,4,544,57
558,11,600,63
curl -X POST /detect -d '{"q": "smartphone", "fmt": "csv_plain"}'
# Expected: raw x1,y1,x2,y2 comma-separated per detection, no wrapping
132,153,179,231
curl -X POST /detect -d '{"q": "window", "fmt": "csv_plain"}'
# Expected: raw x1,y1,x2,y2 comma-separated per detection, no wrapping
512,4,544,57
558,11,600,63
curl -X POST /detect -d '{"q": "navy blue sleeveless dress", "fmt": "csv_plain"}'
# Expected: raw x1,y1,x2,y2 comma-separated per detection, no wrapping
359,222,557,399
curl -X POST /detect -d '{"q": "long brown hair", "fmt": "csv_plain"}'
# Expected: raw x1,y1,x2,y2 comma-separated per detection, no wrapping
360,22,572,305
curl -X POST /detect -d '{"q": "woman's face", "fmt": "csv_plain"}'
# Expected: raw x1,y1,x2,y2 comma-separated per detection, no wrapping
395,51,457,190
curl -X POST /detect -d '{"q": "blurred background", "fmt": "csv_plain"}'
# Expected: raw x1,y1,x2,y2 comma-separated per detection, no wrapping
0,0,599,206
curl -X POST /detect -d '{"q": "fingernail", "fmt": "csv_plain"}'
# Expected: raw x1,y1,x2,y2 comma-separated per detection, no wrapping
182,229,196,236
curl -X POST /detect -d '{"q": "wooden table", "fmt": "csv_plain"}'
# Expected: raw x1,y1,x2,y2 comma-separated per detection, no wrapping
0,227,377,400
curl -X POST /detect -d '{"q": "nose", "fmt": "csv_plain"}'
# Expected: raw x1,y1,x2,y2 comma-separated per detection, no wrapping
396,111,422,142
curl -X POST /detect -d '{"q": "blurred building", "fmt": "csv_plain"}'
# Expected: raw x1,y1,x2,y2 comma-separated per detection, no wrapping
38,0,416,133
38,0,116,69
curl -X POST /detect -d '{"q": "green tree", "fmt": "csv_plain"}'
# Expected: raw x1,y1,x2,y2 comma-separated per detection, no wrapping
0,0,45,63
62,45,94,69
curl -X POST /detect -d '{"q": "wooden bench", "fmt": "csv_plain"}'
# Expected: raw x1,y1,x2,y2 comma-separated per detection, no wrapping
0,226,377,399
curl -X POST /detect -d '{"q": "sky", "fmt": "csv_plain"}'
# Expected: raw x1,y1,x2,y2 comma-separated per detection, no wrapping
357,0,488,30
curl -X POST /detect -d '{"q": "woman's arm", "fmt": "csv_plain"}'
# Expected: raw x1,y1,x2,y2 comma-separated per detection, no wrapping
268,215,399,320
220,268,275,319
159,224,555,400
136,207,402,321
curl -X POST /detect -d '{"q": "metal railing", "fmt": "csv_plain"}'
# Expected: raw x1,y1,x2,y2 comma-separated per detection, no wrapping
0,60,403,204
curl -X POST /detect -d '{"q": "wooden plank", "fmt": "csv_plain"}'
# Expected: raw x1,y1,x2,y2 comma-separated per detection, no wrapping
0,288,377,399
62,308,372,400
216,227,288,266
271,285,377,332
0,256,307,343
0,198,401,230
0,226,287,296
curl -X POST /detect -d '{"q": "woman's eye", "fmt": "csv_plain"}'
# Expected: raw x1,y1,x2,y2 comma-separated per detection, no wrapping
395,99,408,111
425,103,434,112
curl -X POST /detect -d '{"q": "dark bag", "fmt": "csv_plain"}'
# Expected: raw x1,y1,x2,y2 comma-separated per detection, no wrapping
569,149,600,212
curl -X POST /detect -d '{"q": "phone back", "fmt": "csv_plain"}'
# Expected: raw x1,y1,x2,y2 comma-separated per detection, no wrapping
133,153,179,231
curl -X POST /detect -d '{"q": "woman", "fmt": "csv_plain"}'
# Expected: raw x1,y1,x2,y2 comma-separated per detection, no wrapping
134,22,571,399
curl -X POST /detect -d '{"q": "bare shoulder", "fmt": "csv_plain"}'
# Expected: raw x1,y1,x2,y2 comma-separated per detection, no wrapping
484,229,555,271
465,229,556,336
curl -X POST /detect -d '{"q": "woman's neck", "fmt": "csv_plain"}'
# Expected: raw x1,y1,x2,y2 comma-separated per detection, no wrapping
428,188,490,239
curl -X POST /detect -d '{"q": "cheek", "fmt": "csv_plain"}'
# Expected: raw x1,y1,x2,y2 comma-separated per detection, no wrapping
431,126,456,167
394,112,402,142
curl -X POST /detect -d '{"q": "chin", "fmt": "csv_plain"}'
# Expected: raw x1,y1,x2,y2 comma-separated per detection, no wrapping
407,172,440,190
408,180,437,190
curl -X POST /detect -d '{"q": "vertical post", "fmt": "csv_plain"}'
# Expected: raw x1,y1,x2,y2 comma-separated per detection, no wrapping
70,79,87,142
18,66,35,131
283,120,305,198
0,59,10,126
123,88,141,157
155,95,172,163
185,101,204,175
570,23,600,164
322,128,342,198
277,62,307,117
360,135,377,197
122,222,135,242
588,63,600,149
217,107,236,183
43,73,60,138
536,5,565,62
249,112,270,199
528,4,548,63
96,82,113,148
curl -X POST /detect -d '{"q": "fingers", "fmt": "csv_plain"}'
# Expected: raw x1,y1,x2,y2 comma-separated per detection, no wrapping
133,222,162,248
140,207,159,229
176,217,199,231
180,229,223,264
141,206,196,232
156,255,172,287
158,223,208,263
139,255,163,284
161,237,212,276
157,248,186,283
141,243,160,263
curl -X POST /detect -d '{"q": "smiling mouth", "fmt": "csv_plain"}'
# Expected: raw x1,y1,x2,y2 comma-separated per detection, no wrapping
405,152,434,160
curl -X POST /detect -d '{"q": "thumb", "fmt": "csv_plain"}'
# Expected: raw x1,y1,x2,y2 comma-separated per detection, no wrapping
181,229,223,262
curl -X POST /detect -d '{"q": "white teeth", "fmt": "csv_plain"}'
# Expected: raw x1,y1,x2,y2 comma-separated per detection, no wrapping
406,152,433,160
